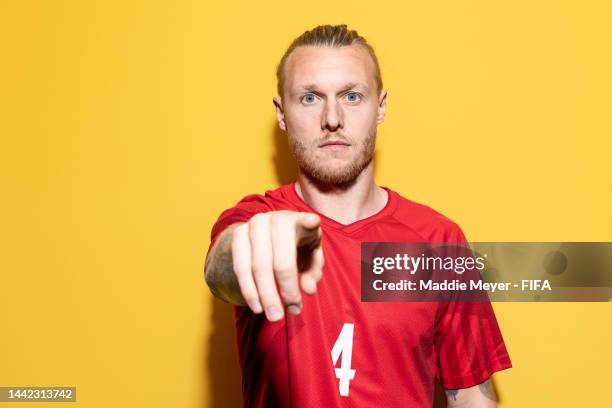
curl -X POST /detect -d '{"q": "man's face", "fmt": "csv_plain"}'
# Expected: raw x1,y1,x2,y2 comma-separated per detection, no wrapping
274,45,387,185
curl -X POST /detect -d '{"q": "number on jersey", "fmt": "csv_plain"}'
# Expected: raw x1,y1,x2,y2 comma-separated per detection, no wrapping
331,323,356,396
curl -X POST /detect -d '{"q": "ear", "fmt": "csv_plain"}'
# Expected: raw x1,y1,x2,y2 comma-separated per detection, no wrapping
377,89,387,124
273,96,287,131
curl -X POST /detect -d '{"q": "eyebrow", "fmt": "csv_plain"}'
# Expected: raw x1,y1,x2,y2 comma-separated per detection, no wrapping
297,82,368,93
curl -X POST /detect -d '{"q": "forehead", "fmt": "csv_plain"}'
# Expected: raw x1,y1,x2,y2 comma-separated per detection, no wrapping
283,45,377,92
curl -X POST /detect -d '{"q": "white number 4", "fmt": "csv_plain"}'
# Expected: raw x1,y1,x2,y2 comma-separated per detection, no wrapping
331,323,356,397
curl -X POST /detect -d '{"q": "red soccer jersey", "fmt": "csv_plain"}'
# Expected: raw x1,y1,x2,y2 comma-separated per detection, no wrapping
207,183,512,407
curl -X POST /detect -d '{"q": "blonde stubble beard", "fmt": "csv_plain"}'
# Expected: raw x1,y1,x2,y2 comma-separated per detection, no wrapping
288,131,377,186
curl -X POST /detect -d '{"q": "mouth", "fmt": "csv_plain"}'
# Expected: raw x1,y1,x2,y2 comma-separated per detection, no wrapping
318,139,351,149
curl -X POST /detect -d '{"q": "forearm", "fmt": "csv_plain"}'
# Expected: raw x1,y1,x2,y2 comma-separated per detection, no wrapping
445,379,497,408
204,223,247,306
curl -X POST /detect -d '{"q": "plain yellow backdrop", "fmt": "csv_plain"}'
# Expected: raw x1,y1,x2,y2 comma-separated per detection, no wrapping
1,1,610,407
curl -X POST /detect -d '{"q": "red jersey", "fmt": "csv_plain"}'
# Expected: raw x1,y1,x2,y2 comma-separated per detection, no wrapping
207,183,512,407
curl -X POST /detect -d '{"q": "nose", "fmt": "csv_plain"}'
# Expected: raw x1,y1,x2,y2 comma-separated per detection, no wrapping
322,99,343,132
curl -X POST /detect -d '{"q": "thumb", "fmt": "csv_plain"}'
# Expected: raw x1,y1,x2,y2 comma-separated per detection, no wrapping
295,213,321,246
296,212,320,230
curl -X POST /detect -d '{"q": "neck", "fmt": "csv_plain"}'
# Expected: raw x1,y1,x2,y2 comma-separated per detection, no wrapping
295,162,388,225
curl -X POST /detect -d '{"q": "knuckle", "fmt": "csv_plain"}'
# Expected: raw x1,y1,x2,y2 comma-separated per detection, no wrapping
273,259,294,274
231,223,246,242
251,261,269,276
275,272,295,289
270,212,290,229
279,285,299,300
249,213,268,229
248,215,259,230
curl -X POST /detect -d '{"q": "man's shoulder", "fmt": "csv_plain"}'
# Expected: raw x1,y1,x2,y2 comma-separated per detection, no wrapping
391,189,457,227
223,183,299,214
389,188,467,242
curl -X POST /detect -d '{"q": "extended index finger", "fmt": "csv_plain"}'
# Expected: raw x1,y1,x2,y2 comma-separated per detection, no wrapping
295,213,321,249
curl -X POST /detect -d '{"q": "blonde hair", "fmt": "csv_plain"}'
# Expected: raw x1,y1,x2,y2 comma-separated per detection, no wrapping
276,24,383,96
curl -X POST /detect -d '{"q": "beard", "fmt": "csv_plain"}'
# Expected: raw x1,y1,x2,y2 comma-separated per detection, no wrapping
288,131,376,186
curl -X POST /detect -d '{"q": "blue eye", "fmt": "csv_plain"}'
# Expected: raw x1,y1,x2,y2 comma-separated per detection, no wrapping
345,92,361,102
302,94,316,104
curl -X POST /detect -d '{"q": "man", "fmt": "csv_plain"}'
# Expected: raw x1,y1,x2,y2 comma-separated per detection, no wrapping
204,24,511,407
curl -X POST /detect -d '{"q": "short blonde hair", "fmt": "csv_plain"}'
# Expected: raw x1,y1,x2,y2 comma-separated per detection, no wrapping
276,24,383,96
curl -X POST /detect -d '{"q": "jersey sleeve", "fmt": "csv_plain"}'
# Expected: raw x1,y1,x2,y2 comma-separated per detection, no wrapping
433,224,512,389
207,193,275,253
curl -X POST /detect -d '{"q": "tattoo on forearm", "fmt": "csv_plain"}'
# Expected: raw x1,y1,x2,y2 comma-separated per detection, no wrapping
205,227,242,303
444,379,496,403
444,389,459,401
478,379,496,401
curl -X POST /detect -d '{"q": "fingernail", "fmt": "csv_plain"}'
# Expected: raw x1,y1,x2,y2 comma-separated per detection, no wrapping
266,306,283,321
287,304,301,315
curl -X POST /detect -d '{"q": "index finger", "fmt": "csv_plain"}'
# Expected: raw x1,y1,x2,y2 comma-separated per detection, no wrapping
295,212,321,249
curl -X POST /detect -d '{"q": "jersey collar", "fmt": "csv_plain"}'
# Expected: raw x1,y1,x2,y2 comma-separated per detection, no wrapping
284,182,398,234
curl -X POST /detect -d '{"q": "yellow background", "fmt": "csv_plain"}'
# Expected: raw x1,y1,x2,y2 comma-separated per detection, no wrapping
1,1,610,407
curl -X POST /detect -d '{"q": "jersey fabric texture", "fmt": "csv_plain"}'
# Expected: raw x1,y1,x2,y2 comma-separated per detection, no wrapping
206,183,512,408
